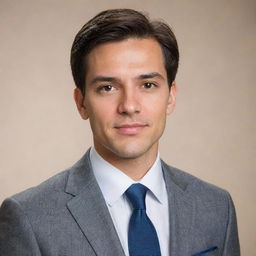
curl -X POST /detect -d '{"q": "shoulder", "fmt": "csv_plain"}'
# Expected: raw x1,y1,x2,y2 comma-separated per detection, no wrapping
161,160,233,203
162,161,238,233
5,150,91,208
0,150,93,218
2,169,71,214
0,168,73,249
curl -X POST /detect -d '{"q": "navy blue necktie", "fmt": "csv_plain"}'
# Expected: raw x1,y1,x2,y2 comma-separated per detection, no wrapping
125,183,161,256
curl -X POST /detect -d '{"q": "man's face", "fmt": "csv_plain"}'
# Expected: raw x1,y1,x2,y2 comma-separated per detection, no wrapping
75,38,176,160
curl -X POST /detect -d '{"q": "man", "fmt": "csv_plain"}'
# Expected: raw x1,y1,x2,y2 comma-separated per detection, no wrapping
0,9,240,256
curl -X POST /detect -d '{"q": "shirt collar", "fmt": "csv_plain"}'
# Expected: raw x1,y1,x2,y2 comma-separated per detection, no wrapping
90,147,165,206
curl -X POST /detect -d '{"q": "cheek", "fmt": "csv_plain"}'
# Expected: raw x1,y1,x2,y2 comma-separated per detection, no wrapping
87,103,114,130
146,95,169,118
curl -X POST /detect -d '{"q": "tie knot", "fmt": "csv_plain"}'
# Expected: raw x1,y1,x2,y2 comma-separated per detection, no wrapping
125,183,148,210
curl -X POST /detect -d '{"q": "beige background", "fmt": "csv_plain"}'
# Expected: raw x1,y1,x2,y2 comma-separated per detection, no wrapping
0,0,255,255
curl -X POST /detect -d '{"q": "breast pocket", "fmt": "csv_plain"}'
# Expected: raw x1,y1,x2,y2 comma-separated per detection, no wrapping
192,246,218,256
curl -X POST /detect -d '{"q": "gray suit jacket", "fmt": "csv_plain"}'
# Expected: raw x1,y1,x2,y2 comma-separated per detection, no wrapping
0,150,240,256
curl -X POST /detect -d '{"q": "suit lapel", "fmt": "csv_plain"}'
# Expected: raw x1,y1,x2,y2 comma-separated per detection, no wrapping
65,150,125,256
162,161,195,256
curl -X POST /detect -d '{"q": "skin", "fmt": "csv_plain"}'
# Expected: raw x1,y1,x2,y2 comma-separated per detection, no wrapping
74,38,177,180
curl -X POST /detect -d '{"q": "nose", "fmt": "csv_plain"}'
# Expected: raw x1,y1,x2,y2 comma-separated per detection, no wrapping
117,88,141,116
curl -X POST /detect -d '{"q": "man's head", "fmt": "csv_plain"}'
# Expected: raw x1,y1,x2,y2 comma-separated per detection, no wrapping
70,9,179,94
72,9,179,165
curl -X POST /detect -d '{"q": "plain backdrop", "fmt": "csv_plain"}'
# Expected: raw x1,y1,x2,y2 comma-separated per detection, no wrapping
0,0,255,255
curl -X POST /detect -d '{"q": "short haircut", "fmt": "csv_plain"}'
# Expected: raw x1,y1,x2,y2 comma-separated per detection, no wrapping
70,9,179,94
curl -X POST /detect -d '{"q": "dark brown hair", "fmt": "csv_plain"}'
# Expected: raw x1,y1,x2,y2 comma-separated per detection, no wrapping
70,9,179,94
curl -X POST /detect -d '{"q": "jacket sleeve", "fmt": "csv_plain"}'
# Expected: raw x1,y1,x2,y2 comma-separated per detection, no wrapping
0,197,42,256
222,192,240,256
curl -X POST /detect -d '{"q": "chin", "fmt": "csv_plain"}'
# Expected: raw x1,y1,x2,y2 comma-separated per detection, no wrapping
112,151,143,159
106,142,154,159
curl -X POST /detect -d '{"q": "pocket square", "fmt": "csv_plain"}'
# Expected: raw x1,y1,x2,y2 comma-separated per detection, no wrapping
192,246,218,256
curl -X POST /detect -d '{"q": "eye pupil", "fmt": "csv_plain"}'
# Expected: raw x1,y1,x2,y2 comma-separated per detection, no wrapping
105,85,112,91
145,82,152,88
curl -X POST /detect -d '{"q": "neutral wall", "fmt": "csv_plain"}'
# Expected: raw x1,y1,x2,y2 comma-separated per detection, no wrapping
1,0,255,255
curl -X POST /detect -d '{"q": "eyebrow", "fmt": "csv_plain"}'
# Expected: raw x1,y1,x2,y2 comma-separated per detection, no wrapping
89,76,121,86
89,72,165,86
137,72,165,81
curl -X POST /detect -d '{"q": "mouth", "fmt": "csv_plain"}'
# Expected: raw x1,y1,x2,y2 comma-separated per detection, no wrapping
114,123,148,135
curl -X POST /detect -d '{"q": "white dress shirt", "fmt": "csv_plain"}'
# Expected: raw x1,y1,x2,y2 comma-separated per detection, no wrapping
90,147,170,256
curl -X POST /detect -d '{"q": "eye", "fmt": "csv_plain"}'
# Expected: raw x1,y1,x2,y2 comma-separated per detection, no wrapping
143,82,156,89
98,85,115,92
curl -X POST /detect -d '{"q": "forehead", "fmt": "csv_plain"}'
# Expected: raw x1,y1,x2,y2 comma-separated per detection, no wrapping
85,38,167,81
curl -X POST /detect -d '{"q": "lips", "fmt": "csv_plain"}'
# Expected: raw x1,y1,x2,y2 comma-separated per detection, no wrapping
114,123,148,135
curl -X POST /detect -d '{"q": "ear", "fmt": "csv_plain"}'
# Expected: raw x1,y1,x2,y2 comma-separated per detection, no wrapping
73,88,89,120
166,81,177,115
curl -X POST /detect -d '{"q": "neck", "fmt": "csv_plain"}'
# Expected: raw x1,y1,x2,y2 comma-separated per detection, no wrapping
94,144,158,181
